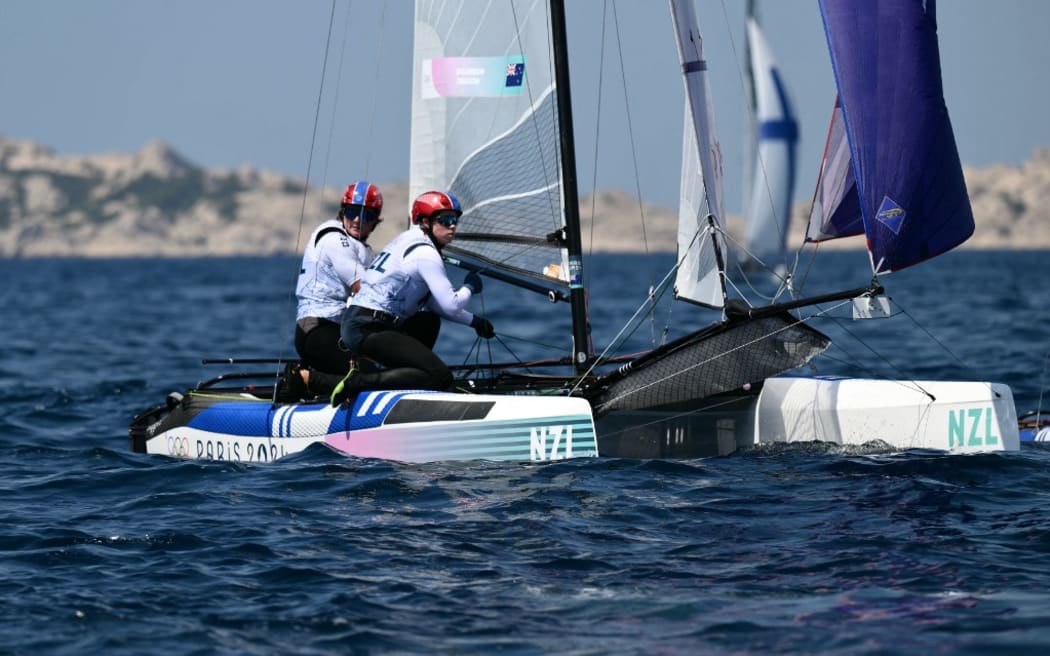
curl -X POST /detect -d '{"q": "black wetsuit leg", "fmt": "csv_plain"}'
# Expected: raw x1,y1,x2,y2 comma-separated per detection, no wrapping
355,329,452,390
402,311,441,349
295,320,351,375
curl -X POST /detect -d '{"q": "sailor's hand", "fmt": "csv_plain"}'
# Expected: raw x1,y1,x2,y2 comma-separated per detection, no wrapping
471,315,495,339
463,271,483,294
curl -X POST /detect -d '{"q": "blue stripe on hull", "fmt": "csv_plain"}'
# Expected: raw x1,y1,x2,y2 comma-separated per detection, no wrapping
181,395,598,462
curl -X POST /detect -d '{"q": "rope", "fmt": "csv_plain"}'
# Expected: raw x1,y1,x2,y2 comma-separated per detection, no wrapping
274,0,340,403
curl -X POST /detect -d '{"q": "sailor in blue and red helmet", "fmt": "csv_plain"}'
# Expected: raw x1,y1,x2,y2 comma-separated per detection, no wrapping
302,190,495,402
292,180,383,378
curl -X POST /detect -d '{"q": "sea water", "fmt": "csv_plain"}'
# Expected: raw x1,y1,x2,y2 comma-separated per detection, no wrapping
1,251,1049,654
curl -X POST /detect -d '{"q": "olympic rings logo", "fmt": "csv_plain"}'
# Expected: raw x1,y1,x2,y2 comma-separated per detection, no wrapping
167,435,190,458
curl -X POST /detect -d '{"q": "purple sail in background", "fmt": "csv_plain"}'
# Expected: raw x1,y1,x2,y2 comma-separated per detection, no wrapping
817,0,974,274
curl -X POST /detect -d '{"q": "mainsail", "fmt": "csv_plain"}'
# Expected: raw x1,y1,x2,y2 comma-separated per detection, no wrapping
814,0,974,274
411,0,568,289
411,0,591,367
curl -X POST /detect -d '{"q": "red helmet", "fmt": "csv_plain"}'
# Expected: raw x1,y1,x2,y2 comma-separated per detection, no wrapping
411,190,462,225
341,181,383,213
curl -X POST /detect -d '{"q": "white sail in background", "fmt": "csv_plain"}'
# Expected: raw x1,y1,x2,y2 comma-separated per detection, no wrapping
410,0,568,286
668,0,727,309
744,16,798,262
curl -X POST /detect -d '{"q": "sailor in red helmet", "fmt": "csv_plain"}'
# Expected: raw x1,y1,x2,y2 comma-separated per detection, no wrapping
314,190,494,402
292,180,383,377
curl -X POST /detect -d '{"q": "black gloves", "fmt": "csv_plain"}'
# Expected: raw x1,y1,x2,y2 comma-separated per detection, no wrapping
463,271,483,294
471,315,495,339
465,273,491,337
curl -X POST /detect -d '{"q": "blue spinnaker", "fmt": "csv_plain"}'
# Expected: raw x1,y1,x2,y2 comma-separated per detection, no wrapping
818,0,973,274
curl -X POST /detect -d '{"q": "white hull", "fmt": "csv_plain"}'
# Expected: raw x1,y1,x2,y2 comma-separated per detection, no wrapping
140,391,598,464
751,377,1020,453
137,378,1020,464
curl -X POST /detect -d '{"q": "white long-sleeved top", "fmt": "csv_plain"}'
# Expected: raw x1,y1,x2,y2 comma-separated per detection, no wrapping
351,226,473,325
296,219,374,322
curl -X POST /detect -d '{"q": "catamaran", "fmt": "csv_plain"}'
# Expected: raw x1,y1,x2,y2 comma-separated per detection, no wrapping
130,0,1019,463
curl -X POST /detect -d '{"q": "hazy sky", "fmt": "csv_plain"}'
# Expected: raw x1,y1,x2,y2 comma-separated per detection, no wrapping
2,0,1047,214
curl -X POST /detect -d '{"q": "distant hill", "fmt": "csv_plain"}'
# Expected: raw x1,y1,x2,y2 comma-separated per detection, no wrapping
0,135,1046,256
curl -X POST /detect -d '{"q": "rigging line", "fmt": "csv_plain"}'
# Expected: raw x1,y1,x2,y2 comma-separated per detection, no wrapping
610,0,658,346
814,348,896,381
605,261,678,353
808,343,946,401
789,235,823,295
592,312,827,409
318,1,354,195
592,295,928,409
598,274,677,366
276,0,340,396
586,0,609,261
790,237,819,295
567,261,680,395
718,228,792,304
457,332,537,376
498,332,566,352
892,301,983,377
805,301,938,400
479,289,495,372
479,266,581,372
364,0,388,179
586,277,677,373
292,0,339,253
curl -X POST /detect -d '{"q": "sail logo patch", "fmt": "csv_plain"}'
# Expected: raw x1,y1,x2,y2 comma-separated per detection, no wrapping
421,56,526,98
505,62,524,87
875,196,906,234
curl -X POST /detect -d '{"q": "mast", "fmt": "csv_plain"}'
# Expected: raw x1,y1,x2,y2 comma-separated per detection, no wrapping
549,0,592,371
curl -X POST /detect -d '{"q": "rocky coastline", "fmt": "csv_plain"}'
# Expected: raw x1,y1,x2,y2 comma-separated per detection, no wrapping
1,136,1046,257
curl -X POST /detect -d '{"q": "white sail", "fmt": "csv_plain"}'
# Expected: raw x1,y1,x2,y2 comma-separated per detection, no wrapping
410,0,568,286
668,0,727,309
744,16,798,262
806,96,862,242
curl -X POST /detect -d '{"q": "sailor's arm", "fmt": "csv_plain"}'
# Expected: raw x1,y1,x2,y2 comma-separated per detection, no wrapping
415,253,474,325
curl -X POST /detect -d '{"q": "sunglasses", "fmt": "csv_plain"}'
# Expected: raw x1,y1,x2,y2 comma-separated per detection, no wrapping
430,212,461,228
343,206,381,223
